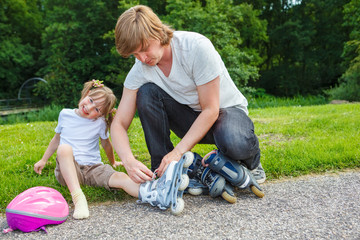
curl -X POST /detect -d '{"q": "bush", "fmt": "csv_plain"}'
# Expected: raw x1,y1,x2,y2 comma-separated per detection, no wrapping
326,40,360,101
247,93,328,109
326,72,360,101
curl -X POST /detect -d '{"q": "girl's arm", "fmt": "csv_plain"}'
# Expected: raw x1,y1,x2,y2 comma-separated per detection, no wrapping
101,138,120,168
34,133,60,175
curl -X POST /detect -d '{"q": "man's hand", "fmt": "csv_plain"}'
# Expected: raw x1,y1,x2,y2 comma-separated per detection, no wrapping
34,159,46,175
124,159,153,184
156,148,183,177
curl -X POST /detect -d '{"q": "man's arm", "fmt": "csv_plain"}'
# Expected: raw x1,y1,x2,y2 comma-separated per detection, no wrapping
157,76,220,176
110,87,153,183
34,133,60,175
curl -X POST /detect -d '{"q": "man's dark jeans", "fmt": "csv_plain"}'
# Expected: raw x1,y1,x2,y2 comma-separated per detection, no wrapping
136,83,260,172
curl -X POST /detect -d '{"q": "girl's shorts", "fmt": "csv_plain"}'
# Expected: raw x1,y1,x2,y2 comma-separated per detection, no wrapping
55,158,116,190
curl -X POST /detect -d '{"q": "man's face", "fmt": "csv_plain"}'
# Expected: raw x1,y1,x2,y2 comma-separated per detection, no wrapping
132,39,164,66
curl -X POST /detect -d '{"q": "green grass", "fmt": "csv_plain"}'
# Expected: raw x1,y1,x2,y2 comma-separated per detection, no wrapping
247,94,328,109
251,104,360,178
0,103,359,213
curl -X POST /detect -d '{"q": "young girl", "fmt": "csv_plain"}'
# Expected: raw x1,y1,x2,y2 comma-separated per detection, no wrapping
34,80,140,219
34,80,191,218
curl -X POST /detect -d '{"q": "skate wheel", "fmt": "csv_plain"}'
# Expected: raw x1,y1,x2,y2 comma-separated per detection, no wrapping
178,174,190,191
250,185,265,198
182,151,194,168
171,198,184,215
188,187,203,196
221,191,237,204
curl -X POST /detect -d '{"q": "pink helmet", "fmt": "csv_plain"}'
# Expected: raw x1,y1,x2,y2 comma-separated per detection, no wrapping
4,186,69,233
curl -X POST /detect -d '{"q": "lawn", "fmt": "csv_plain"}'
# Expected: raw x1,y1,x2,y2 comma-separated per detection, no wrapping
0,103,359,213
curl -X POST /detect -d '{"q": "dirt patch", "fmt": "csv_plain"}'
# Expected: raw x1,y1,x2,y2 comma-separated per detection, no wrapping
258,133,300,145
330,100,349,104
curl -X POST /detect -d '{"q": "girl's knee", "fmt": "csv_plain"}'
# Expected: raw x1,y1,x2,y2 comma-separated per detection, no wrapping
108,172,128,188
57,144,73,159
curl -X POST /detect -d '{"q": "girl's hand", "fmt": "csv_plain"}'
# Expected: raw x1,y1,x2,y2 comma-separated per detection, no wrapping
34,159,46,175
112,161,123,168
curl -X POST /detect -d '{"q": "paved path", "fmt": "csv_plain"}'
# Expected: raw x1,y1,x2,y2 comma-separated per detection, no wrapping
1,170,359,240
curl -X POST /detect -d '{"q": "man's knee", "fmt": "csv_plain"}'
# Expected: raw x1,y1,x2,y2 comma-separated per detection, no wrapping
137,83,159,106
137,83,164,114
217,133,259,160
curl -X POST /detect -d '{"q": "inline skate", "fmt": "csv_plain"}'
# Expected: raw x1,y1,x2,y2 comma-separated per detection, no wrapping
138,151,193,215
187,152,237,203
202,150,265,198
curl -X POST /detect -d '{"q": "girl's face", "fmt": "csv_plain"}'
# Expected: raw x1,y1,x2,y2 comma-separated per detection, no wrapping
77,96,104,119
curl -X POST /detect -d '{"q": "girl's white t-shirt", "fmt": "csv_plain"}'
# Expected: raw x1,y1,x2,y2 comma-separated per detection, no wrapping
55,109,108,165
124,31,248,114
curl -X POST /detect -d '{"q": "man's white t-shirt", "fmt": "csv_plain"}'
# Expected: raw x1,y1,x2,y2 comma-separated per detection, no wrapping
55,109,108,165
124,31,248,114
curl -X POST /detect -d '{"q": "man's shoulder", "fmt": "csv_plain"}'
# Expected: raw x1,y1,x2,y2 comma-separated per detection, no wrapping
174,31,204,38
173,31,213,53
173,31,208,45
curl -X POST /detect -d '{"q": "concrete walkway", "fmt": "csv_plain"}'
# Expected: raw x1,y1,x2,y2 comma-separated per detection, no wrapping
1,170,359,240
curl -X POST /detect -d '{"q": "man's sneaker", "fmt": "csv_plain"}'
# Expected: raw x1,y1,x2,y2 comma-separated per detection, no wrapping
251,162,266,184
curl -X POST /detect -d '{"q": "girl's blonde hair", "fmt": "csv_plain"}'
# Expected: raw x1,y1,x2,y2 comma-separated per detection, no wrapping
115,5,174,58
79,80,117,133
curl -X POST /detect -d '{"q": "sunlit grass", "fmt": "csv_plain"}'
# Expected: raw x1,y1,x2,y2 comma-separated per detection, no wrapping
247,94,328,109
251,104,360,178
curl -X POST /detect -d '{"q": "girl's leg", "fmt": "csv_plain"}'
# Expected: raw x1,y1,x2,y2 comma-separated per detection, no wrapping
108,172,140,198
57,144,89,219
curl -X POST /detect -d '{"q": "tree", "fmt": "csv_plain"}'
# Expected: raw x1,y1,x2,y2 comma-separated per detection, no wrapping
0,0,43,99
253,0,350,96
327,0,360,101
163,0,268,88
36,0,124,106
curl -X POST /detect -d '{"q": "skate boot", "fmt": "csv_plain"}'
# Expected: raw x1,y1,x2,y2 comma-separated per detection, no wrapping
185,178,209,196
203,150,265,198
187,152,237,204
138,151,193,215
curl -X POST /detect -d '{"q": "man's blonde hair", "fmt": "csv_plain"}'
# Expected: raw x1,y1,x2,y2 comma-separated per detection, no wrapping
115,5,174,58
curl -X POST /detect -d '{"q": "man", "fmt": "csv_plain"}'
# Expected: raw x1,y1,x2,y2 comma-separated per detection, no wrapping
111,5,265,185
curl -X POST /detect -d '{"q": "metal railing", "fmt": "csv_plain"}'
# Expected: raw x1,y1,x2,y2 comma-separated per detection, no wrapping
0,77,48,112
0,98,33,110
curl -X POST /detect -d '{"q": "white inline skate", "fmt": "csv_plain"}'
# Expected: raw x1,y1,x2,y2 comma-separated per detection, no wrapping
138,151,193,215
